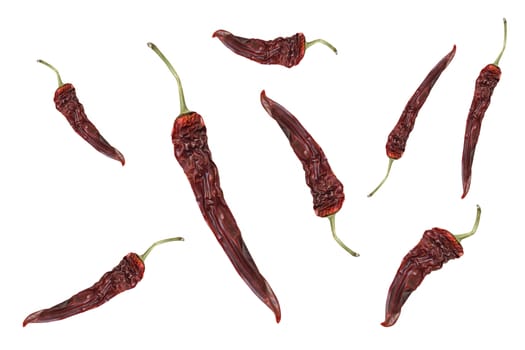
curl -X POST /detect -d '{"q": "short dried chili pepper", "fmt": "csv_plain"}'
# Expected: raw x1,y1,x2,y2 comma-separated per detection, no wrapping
23,237,184,326
37,59,125,165
212,29,337,68
260,90,358,257
368,45,456,197
382,205,481,327
147,42,281,323
461,18,507,199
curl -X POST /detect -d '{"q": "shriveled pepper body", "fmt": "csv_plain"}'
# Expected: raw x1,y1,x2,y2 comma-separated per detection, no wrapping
368,45,456,197
260,91,344,217
382,206,480,327
148,42,281,323
213,30,305,67
461,18,507,199
213,30,337,68
386,45,456,160
382,228,463,327
260,91,358,257
54,83,125,165
23,237,183,326
37,59,125,165
23,253,143,326
461,64,502,198
172,111,281,322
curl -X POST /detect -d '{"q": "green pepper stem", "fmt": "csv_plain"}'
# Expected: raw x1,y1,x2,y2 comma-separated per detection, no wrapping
454,205,481,243
328,215,359,257
368,158,395,197
305,38,338,55
37,59,64,87
147,42,190,115
140,237,185,261
493,18,507,66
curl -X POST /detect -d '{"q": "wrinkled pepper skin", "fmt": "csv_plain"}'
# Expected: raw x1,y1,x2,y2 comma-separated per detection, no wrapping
23,253,144,326
461,64,501,199
172,111,281,323
213,30,306,68
260,91,343,218
382,228,463,327
386,45,456,160
54,83,125,165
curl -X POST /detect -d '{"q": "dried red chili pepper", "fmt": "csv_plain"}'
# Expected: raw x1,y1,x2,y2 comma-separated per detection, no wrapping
368,45,456,197
147,42,281,323
37,59,125,165
212,29,337,68
260,91,358,257
461,18,507,199
23,237,184,326
381,205,481,327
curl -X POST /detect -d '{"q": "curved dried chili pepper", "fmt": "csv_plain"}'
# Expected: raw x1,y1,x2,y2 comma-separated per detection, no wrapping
23,237,184,326
368,45,456,197
147,42,281,323
461,18,507,199
212,29,337,68
37,59,125,165
260,90,358,257
382,205,481,327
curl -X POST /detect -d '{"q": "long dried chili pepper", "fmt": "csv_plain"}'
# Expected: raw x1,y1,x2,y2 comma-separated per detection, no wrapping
37,59,125,165
260,91,358,257
382,205,481,327
147,42,281,323
23,237,184,326
212,29,337,68
368,45,456,197
461,18,507,199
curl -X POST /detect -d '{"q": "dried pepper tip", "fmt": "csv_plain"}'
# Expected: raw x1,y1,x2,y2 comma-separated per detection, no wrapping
305,38,338,55
328,215,359,257
147,42,190,116
37,59,64,87
493,18,507,67
140,236,185,261
212,29,229,38
454,205,481,243
367,158,394,197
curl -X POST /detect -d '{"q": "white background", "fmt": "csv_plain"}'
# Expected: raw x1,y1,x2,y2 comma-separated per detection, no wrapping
2,0,524,349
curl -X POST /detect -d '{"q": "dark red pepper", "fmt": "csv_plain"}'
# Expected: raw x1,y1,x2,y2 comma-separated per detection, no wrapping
23,237,184,326
37,60,125,165
260,90,358,257
461,18,507,199
212,29,337,68
147,43,281,323
368,45,456,197
382,205,481,327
